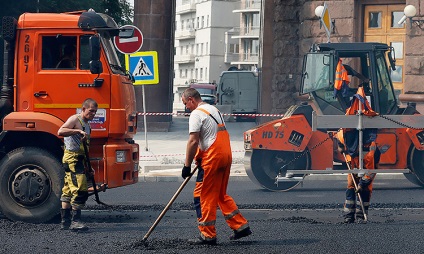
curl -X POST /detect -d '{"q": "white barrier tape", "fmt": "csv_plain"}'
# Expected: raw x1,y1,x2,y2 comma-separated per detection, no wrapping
137,112,284,117
140,150,245,158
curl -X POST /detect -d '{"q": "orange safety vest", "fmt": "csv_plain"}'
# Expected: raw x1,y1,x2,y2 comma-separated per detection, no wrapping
334,59,350,91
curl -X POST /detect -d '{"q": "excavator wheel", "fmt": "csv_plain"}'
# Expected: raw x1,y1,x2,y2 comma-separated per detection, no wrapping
245,149,310,191
406,146,424,187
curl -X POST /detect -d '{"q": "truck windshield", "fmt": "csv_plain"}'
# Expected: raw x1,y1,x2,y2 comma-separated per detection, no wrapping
196,88,214,95
99,31,126,75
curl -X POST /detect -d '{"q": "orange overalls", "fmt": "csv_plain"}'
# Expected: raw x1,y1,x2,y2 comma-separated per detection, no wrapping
193,108,249,241
340,87,380,220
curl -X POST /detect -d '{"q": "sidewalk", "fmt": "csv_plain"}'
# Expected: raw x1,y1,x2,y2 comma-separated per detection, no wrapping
135,116,255,182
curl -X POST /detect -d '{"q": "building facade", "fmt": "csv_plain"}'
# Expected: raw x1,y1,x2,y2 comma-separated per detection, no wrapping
173,0,239,112
260,0,424,120
225,0,261,71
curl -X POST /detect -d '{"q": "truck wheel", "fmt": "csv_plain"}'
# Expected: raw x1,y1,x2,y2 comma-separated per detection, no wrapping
406,146,424,187
0,147,63,223
245,149,310,191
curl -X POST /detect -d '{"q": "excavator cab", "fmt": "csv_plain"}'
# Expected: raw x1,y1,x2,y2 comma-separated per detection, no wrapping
300,43,398,115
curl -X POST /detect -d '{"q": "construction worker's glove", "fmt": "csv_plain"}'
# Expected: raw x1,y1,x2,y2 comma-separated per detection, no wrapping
355,185,363,194
181,165,192,179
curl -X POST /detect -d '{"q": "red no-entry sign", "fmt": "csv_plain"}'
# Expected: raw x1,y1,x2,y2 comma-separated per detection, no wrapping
114,25,143,54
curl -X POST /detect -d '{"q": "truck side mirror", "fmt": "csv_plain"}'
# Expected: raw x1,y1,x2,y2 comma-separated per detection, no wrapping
90,60,103,75
119,28,134,38
89,36,101,61
89,35,103,75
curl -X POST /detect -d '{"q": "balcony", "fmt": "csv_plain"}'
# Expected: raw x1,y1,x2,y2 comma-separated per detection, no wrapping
233,0,261,13
225,52,259,64
175,29,196,40
174,54,196,64
173,78,191,87
231,26,260,38
176,1,196,15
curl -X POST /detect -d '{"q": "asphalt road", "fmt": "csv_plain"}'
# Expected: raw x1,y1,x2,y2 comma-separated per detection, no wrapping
2,177,424,254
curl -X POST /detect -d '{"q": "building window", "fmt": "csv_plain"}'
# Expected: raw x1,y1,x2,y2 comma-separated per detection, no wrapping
181,20,184,30
200,68,203,80
369,12,381,28
201,16,204,28
197,17,200,29
201,43,204,55
207,15,209,27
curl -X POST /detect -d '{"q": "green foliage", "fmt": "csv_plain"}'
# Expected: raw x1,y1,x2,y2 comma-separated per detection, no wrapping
0,0,133,81
0,0,133,26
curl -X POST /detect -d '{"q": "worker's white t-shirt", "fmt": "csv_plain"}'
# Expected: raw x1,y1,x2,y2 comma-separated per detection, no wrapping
189,104,223,151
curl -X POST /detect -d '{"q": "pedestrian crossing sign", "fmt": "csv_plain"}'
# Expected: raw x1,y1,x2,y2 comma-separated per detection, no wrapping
125,51,159,85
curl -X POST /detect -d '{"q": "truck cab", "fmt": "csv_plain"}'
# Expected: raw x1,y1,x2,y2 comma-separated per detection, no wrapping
0,10,139,223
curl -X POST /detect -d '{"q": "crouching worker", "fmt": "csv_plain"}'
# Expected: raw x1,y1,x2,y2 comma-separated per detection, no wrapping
58,98,98,231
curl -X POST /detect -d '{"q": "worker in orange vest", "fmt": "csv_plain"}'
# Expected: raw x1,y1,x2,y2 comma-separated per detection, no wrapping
337,87,381,223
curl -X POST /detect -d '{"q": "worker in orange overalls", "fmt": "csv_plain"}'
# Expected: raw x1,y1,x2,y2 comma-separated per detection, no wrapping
181,88,251,245
337,86,381,224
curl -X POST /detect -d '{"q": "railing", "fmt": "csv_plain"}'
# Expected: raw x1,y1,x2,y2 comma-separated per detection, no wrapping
176,1,196,14
234,0,261,11
175,29,196,39
231,26,260,37
174,54,196,63
225,52,259,63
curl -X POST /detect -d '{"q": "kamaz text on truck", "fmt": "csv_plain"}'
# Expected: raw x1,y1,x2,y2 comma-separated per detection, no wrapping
0,10,139,222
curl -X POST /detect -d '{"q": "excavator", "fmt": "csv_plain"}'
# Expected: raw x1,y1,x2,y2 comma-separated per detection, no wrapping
244,42,424,191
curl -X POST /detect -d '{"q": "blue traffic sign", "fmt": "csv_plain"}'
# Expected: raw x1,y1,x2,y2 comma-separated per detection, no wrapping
125,51,159,85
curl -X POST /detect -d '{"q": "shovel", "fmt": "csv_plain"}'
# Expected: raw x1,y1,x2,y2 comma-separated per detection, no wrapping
83,141,110,207
343,152,368,222
141,166,198,246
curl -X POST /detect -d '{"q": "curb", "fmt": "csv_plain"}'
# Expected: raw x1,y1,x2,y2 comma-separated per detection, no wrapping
138,164,406,182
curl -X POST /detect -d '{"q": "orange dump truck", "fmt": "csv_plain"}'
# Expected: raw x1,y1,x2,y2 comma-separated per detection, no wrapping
0,10,139,222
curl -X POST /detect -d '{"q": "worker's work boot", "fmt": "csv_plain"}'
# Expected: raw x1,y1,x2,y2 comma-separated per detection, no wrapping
230,226,252,240
70,209,88,231
356,213,367,224
188,236,217,245
60,208,71,230
343,212,355,224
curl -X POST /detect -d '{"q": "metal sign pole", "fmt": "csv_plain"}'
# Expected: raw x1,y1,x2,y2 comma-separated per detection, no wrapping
358,99,363,170
142,85,148,151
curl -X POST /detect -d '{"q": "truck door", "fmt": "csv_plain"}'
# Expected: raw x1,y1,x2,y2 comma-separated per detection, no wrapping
238,72,258,113
33,34,111,129
219,72,238,107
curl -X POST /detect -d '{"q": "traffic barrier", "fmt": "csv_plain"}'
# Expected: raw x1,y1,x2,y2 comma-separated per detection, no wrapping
137,112,285,117
140,150,245,158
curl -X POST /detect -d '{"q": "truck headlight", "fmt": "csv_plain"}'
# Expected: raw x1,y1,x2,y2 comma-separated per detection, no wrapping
116,150,127,163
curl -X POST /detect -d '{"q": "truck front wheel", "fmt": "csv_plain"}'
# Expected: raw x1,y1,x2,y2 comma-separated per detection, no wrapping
0,147,63,223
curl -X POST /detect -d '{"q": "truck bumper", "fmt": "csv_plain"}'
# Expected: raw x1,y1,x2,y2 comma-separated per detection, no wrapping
104,141,139,188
